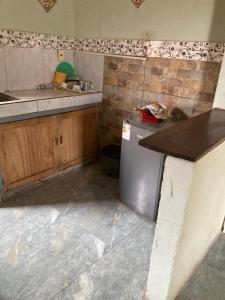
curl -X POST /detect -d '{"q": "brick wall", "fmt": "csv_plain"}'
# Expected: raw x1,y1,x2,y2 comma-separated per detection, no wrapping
102,56,221,145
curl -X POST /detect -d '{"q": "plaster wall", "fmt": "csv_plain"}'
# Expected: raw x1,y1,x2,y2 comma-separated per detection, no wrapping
73,0,225,41
146,157,194,300
168,141,225,299
0,0,75,36
147,141,225,299
0,0,224,41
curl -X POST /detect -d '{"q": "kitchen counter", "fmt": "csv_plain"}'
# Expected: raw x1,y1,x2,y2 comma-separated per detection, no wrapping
1,89,101,104
145,108,225,299
0,89,102,121
139,108,225,162
0,103,100,124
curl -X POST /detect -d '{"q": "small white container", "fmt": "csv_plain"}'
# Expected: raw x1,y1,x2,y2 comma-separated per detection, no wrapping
61,82,68,89
73,84,81,92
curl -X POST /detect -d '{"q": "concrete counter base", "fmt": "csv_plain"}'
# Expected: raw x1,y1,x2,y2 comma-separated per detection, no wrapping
0,92,102,123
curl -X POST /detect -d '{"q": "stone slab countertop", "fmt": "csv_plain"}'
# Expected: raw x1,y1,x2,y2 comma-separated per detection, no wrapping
139,108,225,162
0,89,102,120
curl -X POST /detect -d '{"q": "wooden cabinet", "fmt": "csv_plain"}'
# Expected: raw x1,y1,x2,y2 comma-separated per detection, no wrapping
0,107,99,192
59,108,99,169
0,116,58,191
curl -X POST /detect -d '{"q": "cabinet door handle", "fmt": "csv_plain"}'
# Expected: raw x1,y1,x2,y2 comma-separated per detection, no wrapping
60,136,63,144
55,137,59,146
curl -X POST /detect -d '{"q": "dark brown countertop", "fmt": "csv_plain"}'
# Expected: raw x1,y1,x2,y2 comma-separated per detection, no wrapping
139,108,225,162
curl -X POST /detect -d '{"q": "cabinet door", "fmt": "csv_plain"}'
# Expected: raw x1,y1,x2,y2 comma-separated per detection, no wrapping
59,108,99,168
0,116,58,191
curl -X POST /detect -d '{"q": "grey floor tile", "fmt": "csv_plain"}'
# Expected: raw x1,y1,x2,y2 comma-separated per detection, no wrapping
53,221,155,300
64,193,145,251
0,163,152,300
1,162,225,300
0,211,107,300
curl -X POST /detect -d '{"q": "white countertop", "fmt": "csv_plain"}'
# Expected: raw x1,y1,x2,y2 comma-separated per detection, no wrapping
0,89,102,119
1,89,101,104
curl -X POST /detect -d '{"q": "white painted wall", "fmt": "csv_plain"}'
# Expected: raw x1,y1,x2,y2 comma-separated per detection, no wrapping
73,0,225,41
168,142,225,299
0,0,75,36
146,158,194,300
214,55,225,109
147,141,225,300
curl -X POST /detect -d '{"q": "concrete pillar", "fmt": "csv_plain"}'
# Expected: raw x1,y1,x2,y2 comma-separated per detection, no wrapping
213,56,225,231
146,141,225,300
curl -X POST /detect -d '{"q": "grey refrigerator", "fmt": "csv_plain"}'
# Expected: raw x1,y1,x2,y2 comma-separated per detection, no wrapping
119,120,165,222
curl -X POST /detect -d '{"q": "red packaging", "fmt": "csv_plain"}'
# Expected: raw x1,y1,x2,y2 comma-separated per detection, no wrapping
140,111,160,123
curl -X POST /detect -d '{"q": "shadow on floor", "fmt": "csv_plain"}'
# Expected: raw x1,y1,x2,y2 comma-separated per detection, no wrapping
0,163,119,208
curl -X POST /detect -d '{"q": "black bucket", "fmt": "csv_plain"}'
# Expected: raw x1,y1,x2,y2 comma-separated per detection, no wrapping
102,144,121,178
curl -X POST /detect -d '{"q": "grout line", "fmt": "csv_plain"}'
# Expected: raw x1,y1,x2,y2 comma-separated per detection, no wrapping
42,48,46,84
104,53,146,60
141,59,147,107
74,50,147,61
145,89,204,102
3,47,9,90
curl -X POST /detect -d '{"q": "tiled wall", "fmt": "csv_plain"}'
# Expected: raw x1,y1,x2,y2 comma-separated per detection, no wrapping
0,47,104,92
143,58,221,116
102,56,145,145
0,47,73,91
73,51,104,91
0,47,7,90
102,56,221,145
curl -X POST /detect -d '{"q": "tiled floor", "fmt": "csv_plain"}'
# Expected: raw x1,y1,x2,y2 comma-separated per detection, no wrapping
0,162,224,300
0,163,155,300
177,233,225,300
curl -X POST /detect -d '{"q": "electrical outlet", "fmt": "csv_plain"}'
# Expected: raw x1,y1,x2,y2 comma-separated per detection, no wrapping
58,50,64,61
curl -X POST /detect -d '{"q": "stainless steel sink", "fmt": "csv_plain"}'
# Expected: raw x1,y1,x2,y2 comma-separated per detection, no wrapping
0,92,18,103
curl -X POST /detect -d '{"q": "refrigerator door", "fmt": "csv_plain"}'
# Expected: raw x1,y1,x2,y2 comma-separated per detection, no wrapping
119,122,165,221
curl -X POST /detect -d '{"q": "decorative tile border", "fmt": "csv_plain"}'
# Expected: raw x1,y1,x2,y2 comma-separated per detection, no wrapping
0,29,75,50
0,29,224,62
146,41,225,62
74,39,146,56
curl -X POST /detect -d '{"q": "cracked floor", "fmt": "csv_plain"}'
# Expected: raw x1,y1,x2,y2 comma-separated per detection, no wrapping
0,162,224,300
